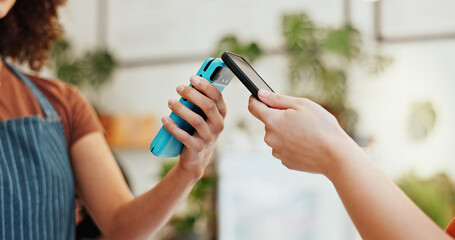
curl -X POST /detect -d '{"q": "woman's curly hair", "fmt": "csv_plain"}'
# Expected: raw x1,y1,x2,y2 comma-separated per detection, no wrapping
0,0,67,71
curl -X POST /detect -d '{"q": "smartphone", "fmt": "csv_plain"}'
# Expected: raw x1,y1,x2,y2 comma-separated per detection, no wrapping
221,51,273,99
150,58,234,157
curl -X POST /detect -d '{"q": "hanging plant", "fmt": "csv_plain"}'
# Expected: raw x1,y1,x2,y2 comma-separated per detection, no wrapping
49,38,117,92
282,13,392,135
408,101,437,141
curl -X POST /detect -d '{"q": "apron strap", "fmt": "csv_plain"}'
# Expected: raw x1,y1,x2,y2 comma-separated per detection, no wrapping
1,55,60,121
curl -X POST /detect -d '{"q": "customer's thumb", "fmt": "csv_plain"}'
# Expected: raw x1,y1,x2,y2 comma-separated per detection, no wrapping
258,89,297,109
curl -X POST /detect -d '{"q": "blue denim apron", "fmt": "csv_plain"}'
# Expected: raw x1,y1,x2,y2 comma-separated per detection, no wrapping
0,56,75,239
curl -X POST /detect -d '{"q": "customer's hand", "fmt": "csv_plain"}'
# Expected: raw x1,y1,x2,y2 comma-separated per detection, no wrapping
162,75,226,179
248,90,453,240
248,89,351,176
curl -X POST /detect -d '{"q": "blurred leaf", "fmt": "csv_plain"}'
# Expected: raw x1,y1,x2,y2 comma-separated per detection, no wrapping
323,25,361,60
282,13,317,51
170,214,198,234
213,35,263,63
190,175,216,201
369,54,394,75
49,38,117,91
56,61,83,86
159,160,178,179
281,12,392,135
397,172,455,228
320,68,347,105
81,50,117,90
408,102,437,140
49,39,72,65
337,107,358,136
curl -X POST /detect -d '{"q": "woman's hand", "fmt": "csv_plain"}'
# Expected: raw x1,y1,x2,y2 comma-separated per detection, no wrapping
162,75,226,179
248,89,352,176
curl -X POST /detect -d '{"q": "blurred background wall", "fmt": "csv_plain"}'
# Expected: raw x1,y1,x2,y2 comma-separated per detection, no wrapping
54,0,455,239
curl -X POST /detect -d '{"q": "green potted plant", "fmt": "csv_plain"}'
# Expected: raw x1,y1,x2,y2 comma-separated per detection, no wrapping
281,13,392,135
212,35,262,63
49,38,117,108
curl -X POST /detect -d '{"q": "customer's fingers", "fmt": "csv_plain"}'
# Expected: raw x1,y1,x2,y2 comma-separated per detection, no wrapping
248,95,277,124
257,89,299,110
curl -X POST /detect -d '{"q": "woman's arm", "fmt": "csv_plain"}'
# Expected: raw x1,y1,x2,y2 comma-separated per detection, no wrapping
328,132,450,240
248,89,451,240
71,75,226,239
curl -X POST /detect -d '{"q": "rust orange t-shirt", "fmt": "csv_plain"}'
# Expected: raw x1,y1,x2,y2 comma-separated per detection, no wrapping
0,61,103,148
446,218,455,238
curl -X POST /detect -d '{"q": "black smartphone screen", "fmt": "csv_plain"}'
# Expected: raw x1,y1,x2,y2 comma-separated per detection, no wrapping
221,51,273,99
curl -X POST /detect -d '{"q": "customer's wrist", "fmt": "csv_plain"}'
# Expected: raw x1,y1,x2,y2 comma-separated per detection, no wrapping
324,130,360,181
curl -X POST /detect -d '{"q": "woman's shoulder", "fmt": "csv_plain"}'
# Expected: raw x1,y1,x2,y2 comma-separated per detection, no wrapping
26,74,103,147
26,74,81,100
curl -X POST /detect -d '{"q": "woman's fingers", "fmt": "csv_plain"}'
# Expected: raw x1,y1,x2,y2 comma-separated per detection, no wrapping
161,116,202,151
190,75,227,118
176,82,224,134
162,75,227,153
167,98,212,142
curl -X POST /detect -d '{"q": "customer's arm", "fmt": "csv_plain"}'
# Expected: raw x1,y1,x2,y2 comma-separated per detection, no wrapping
70,75,226,240
248,89,451,240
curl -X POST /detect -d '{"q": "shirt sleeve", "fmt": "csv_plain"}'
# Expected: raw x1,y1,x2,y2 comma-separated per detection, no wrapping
446,218,455,239
67,86,105,147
